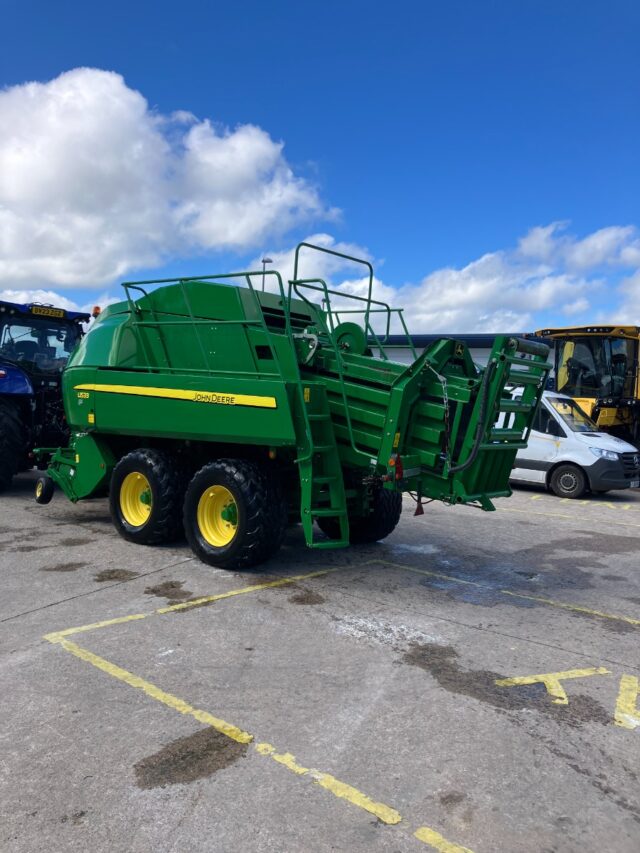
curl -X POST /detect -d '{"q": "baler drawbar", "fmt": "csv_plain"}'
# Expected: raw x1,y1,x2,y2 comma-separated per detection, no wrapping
37,242,551,569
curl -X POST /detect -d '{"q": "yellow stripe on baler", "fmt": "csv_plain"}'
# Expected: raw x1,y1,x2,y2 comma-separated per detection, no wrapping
74,383,277,409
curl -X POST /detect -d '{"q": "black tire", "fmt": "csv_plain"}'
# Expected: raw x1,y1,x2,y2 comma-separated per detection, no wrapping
549,463,587,499
0,399,24,492
317,486,403,544
110,449,184,545
35,475,54,504
183,458,286,569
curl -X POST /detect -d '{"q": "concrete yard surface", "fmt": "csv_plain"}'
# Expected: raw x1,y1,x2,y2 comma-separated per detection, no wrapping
1,472,640,852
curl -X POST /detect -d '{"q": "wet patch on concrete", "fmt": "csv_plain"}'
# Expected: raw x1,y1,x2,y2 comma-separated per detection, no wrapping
134,728,247,788
58,537,92,547
403,643,610,728
144,580,192,601
439,790,466,808
11,545,47,553
601,574,626,582
60,811,86,825
41,562,86,573
288,589,326,605
94,569,139,582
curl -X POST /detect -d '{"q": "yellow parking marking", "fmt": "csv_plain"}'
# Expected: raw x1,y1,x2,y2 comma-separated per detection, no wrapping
45,561,472,850
379,561,640,630
500,506,640,530
614,675,640,730
414,826,474,852
254,743,402,824
533,495,639,513
44,568,340,642
56,638,252,743
495,667,610,705
48,642,453,837
500,591,640,628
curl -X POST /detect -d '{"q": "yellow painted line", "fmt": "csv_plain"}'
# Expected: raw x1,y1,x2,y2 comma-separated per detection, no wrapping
614,675,640,730
45,562,471,848
500,506,640,530
74,383,277,409
49,641,421,833
500,590,640,627
56,638,253,743
377,560,640,630
255,743,402,824
414,826,474,852
44,569,340,642
495,667,610,705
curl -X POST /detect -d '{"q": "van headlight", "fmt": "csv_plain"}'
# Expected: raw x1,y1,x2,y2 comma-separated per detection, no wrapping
589,447,619,461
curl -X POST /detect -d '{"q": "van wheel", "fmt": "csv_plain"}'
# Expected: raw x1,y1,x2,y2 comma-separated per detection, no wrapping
110,449,184,545
183,459,286,570
549,464,587,499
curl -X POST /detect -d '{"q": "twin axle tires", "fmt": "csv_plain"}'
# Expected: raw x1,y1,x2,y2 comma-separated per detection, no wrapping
109,452,287,570
105,449,399,570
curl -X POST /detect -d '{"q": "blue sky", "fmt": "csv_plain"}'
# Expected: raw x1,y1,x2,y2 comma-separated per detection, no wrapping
1,0,639,330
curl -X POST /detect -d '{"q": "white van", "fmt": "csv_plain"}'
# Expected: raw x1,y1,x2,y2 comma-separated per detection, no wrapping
509,391,640,498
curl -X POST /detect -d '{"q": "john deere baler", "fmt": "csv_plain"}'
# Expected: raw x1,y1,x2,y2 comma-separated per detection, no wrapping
37,242,551,568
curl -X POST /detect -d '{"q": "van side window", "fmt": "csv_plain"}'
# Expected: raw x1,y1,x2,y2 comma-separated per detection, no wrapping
533,405,561,436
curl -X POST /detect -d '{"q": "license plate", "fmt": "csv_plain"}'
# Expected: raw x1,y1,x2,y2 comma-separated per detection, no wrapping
631,480,640,488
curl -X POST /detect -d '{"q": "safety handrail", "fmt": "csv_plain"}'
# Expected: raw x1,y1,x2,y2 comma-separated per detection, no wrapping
293,242,375,330
289,277,375,464
289,278,417,360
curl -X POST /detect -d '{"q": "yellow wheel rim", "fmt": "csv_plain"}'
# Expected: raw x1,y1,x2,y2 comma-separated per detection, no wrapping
120,472,152,527
197,485,238,547
36,481,43,498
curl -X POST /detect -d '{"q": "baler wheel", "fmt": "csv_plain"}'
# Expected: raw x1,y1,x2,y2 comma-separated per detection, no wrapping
183,459,286,569
110,449,184,545
317,487,402,544
0,399,24,492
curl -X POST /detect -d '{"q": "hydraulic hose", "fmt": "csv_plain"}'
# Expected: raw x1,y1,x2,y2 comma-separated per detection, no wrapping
448,359,497,475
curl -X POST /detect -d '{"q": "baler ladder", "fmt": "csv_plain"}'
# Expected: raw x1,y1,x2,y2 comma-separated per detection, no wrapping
297,382,349,549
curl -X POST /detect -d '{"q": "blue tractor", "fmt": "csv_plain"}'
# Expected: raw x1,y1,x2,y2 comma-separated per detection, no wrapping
0,300,90,491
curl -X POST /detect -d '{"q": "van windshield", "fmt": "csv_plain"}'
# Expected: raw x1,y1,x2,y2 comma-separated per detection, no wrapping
548,397,598,433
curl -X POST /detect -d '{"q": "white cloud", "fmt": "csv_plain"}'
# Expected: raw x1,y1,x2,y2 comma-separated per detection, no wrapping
0,68,333,288
3,216,638,333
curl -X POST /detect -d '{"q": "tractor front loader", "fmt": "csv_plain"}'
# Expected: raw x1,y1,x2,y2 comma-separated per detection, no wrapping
37,242,551,569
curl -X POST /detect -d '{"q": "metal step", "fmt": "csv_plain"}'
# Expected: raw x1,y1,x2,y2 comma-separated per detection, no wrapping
499,400,533,414
311,508,348,518
506,354,553,370
508,372,545,386
489,428,524,441
480,441,528,451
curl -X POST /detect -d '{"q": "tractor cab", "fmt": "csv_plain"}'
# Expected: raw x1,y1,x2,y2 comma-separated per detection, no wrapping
0,304,84,376
0,301,89,490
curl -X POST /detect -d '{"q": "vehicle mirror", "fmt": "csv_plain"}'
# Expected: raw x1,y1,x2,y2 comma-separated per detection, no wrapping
546,420,563,437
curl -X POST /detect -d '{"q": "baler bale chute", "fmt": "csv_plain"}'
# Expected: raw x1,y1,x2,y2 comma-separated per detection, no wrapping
37,242,552,569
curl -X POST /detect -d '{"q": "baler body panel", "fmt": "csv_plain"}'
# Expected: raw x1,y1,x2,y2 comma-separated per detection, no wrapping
47,246,551,554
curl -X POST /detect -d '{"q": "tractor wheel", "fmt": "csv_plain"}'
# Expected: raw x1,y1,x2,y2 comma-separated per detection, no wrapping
183,459,286,570
35,475,55,504
549,463,587,499
0,399,23,492
110,449,184,545
317,486,403,544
